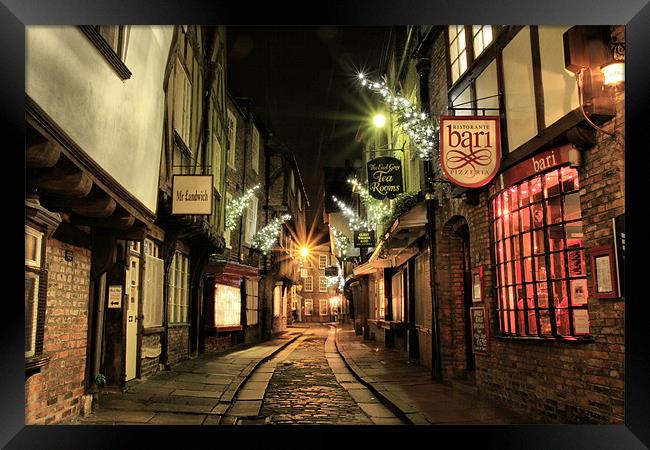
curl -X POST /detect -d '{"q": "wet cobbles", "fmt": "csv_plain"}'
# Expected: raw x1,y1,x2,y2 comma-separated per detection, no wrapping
261,336,373,425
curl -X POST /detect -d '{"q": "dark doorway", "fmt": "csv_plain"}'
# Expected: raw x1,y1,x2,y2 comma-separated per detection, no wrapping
457,224,476,373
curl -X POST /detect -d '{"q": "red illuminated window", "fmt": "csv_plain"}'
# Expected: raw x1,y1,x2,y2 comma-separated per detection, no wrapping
490,166,589,338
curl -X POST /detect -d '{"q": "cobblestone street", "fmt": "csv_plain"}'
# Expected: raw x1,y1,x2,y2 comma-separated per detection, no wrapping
262,330,374,424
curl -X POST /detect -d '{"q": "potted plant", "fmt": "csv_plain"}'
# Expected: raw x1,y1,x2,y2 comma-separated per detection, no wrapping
93,373,107,409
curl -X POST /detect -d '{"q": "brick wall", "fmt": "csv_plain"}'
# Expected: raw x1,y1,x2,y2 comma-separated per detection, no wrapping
25,238,90,424
204,335,233,353
140,333,162,378
167,325,189,366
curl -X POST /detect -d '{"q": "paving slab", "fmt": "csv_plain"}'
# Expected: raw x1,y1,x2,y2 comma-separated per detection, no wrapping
149,412,207,425
357,402,396,418
236,389,265,400
171,389,223,399
227,400,263,416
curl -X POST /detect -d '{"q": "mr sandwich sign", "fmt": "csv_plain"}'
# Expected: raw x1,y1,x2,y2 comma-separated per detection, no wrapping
439,116,501,189
172,175,213,215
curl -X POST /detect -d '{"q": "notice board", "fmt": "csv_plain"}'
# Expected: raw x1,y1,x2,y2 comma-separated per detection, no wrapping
470,306,489,355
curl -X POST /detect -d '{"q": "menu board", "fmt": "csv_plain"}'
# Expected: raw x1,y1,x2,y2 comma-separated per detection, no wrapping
470,306,489,354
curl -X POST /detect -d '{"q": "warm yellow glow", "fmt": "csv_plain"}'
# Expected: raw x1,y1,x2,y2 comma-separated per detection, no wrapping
602,62,625,87
300,246,310,258
373,113,386,128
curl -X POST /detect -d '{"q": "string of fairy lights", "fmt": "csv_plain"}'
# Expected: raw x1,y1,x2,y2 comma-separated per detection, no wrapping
251,214,292,255
357,73,439,160
225,184,260,231
331,226,351,258
348,178,392,230
331,195,367,231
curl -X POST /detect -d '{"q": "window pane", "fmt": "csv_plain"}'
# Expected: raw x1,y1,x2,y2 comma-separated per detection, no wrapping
544,170,560,197
484,25,493,45
519,180,530,207
567,249,585,277
522,232,532,257
533,229,545,254
531,203,544,228
560,166,579,192
535,256,547,282
548,225,564,251
503,212,511,238
523,257,533,282
552,280,568,307
520,207,531,232
504,237,512,261
530,176,542,202
25,234,38,263
25,273,39,355
563,193,582,221
549,252,565,279
546,197,562,224
565,221,584,247
537,283,549,307
539,309,552,334
555,308,570,335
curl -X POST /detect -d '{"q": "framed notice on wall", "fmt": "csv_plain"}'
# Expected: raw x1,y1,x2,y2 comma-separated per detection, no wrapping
472,266,483,302
469,306,489,355
589,245,619,299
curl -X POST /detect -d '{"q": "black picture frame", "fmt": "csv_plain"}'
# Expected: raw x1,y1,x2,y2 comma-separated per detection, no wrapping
6,1,649,448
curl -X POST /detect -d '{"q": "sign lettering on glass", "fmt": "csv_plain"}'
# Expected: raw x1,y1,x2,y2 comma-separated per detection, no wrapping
440,116,501,188
366,156,403,200
171,175,214,215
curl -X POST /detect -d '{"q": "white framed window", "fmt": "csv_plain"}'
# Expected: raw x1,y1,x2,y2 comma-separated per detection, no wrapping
25,226,44,358
449,25,468,84
168,250,190,323
215,284,241,326
304,299,313,316
290,170,295,193
211,101,223,194
244,196,258,245
227,109,237,168
319,299,328,316
225,192,233,248
472,25,493,59
319,276,328,293
273,285,282,317
304,275,313,292
143,239,164,328
391,271,404,322
318,255,328,269
245,278,259,325
251,127,260,174
297,192,302,211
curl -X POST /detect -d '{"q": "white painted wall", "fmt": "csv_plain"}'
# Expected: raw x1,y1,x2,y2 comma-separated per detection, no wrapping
26,26,174,214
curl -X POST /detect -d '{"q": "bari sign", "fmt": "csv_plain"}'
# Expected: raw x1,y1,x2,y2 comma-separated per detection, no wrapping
367,156,403,200
440,116,501,189
172,175,213,215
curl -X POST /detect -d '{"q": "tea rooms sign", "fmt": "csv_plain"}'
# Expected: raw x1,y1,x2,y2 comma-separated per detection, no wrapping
172,175,213,215
367,156,403,200
439,116,501,189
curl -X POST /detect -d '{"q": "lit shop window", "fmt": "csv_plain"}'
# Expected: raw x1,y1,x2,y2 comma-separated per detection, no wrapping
490,166,589,338
168,251,190,323
215,284,241,327
273,285,282,317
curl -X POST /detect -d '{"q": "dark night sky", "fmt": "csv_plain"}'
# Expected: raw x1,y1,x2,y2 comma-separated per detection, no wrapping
226,26,391,224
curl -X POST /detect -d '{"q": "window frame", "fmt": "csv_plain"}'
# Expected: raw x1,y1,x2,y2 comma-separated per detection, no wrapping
168,250,190,324
244,195,258,245
304,275,313,292
318,255,328,270
319,276,328,293
251,127,260,174
25,225,45,359
226,109,237,169
78,25,132,80
489,165,589,339
245,278,260,326
319,299,329,316
142,239,164,329
304,299,313,316
214,283,242,327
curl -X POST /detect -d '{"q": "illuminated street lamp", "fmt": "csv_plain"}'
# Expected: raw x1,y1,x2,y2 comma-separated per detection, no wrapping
300,246,310,259
372,113,386,128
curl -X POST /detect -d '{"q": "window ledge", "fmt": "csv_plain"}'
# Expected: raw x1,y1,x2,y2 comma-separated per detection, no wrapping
78,26,132,80
215,325,243,332
493,334,594,344
143,326,165,335
26,354,51,379
168,322,190,328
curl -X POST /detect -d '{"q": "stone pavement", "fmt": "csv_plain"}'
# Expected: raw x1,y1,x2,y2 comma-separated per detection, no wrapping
334,323,532,425
64,330,302,425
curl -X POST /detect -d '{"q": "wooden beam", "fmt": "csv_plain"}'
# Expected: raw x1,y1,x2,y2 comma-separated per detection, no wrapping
44,185,117,218
71,211,135,230
26,141,61,168
34,166,93,198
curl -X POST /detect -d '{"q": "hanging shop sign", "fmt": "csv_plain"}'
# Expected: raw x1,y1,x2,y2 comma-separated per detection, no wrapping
354,230,376,248
171,175,214,215
469,305,489,355
366,156,403,199
440,116,501,189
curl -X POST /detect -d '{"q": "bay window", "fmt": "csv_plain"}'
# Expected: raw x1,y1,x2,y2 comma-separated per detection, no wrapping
490,166,589,338
25,226,45,358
